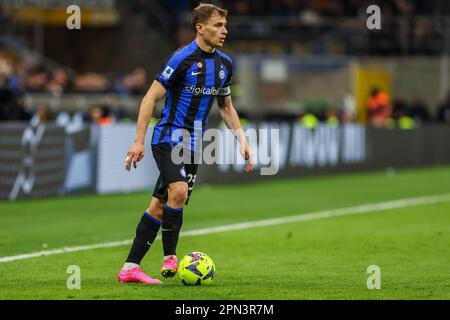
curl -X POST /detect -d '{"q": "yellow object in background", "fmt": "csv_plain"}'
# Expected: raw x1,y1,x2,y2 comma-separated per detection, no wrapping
398,116,415,130
2,5,119,26
353,65,392,123
326,115,339,127
300,113,319,129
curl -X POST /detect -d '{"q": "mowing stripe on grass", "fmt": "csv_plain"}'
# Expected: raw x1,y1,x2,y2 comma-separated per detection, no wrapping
1,193,450,263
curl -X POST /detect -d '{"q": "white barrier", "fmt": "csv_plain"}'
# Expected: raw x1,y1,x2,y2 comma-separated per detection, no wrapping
96,124,159,194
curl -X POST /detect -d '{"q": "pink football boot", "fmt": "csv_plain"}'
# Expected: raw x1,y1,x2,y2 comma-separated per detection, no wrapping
118,267,162,284
160,256,178,278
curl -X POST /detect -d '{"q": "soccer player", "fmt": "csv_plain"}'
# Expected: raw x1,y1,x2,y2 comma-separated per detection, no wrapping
118,3,253,284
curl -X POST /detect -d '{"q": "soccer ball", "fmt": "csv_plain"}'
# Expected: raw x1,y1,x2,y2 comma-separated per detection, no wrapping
177,251,216,286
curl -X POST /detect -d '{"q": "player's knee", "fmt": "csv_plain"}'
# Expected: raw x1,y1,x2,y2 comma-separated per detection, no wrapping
147,198,164,221
168,184,188,206
147,206,163,221
170,191,188,206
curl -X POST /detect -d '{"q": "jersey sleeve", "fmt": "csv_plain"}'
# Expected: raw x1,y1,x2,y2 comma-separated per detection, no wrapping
218,62,233,97
155,53,184,89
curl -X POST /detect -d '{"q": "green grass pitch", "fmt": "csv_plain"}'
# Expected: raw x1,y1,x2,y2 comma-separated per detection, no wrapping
0,166,450,299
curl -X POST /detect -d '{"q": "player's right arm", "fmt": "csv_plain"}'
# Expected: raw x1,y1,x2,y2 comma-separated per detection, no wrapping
125,80,166,171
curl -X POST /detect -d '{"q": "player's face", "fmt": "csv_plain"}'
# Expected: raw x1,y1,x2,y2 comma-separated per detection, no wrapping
202,13,228,48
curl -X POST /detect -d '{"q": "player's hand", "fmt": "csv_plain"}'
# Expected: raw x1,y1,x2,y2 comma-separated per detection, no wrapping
125,142,145,171
240,141,254,173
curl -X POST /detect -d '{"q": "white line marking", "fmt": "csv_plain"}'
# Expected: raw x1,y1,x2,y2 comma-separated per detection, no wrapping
1,193,450,263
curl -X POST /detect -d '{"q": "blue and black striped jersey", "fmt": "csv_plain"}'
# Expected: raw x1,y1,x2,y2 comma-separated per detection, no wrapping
152,39,233,151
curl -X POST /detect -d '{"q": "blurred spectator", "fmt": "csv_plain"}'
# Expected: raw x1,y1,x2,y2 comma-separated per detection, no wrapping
410,96,430,124
10,61,29,95
230,0,251,15
73,72,110,93
46,68,71,95
36,104,51,122
411,17,443,55
25,67,48,92
121,68,148,95
391,93,409,120
0,56,13,120
1,51,150,96
30,103,52,125
85,104,103,123
341,92,356,123
0,55,31,121
0,1,447,125
367,87,391,127
85,104,114,125
325,107,340,127
437,94,450,124
311,0,344,17
115,107,133,122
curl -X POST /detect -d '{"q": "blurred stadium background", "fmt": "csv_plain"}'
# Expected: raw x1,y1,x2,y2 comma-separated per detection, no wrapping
1,0,450,198
1,0,450,300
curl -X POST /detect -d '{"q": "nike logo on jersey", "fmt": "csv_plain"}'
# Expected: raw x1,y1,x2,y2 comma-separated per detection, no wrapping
191,71,202,76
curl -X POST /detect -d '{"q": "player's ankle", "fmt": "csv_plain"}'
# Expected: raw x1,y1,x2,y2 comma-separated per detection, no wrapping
164,254,177,261
123,262,140,270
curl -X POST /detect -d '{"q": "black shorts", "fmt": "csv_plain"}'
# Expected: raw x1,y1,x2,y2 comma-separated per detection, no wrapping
151,142,199,205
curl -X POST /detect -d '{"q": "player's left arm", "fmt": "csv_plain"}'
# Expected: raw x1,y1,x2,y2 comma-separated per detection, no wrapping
217,95,253,173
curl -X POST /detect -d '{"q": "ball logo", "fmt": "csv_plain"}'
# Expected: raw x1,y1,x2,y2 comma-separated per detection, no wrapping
197,62,203,68
219,69,225,80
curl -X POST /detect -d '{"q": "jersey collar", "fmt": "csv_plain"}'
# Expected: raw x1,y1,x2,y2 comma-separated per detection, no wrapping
192,39,216,58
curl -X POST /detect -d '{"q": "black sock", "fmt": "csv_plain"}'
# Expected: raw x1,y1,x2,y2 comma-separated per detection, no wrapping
161,204,183,257
126,211,161,265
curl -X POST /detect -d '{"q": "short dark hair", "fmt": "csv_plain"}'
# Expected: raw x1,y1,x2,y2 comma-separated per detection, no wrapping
192,3,228,32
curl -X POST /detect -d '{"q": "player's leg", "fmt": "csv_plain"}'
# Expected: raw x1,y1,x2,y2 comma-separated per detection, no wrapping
125,196,165,264
160,160,198,278
118,195,165,284
160,181,188,278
